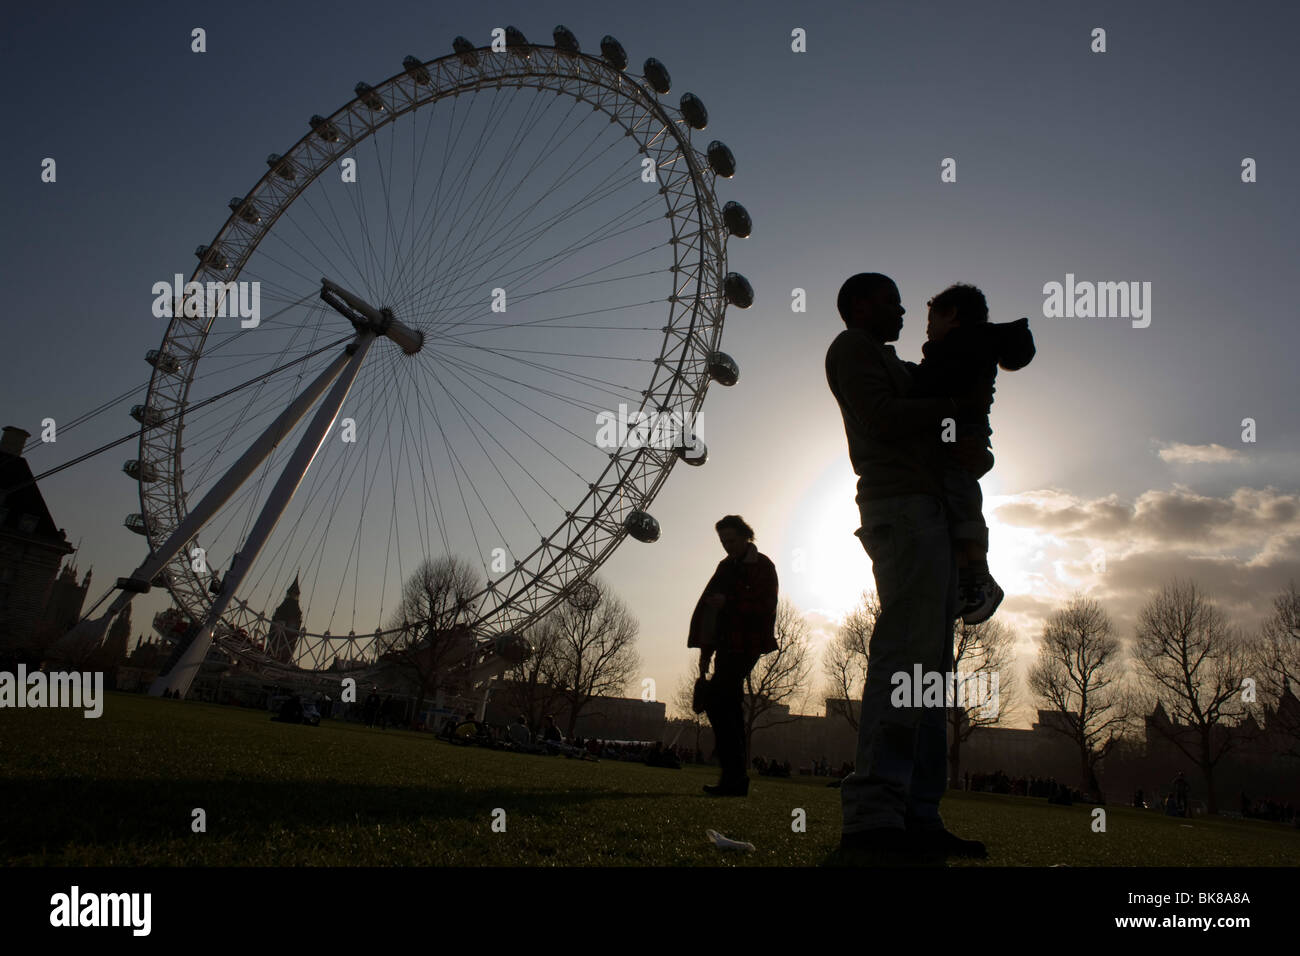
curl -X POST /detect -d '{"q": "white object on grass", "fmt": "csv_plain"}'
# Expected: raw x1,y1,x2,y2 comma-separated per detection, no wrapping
707,829,755,852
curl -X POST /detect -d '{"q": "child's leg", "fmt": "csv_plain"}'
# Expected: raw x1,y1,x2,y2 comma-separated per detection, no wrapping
944,444,1004,622
942,466,985,580
948,436,992,581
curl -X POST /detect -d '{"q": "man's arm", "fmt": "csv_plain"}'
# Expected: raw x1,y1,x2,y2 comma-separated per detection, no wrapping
830,337,954,441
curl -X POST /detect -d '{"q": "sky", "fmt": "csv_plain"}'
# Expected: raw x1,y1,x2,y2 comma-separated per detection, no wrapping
3,0,1298,727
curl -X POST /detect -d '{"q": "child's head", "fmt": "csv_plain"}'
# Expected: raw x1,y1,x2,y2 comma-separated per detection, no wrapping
926,283,988,341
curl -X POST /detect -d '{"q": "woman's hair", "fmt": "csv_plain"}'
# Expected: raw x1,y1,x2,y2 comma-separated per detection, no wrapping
715,514,755,540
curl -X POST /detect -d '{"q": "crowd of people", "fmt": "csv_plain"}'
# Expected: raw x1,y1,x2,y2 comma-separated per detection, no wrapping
963,769,1087,804
360,691,403,728
808,756,855,778
1133,772,1194,816
434,711,700,768
1239,792,1297,824
752,756,792,777
573,733,694,767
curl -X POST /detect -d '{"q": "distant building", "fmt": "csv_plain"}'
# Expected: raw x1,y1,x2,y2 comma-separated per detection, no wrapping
116,632,169,692
39,560,92,638
265,576,304,664
90,605,134,681
0,425,78,657
566,693,666,741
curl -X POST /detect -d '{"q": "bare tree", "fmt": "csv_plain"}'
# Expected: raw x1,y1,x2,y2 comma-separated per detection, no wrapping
822,591,877,731
670,671,696,720
381,555,482,718
1132,579,1250,814
947,616,1019,787
1255,581,1300,757
743,598,813,761
1028,594,1127,800
540,578,640,737
497,617,566,736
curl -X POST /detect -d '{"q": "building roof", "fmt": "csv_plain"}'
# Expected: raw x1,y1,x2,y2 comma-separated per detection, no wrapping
0,451,74,550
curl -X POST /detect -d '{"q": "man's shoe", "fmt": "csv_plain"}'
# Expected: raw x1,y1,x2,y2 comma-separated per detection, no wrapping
961,578,1004,625
909,826,988,858
839,827,944,864
840,826,908,852
703,779,749,797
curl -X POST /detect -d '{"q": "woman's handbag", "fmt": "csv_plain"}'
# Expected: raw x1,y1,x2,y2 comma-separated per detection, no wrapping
692,675,711,714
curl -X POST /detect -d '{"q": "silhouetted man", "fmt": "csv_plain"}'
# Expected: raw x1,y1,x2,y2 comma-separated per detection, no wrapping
826,272,990,862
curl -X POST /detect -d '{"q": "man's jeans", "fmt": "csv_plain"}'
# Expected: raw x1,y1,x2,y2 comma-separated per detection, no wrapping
841,493,959,833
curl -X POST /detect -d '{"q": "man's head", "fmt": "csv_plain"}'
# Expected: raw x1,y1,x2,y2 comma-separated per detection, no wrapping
926,283,988,341
837,272,904,342
715,514,755,558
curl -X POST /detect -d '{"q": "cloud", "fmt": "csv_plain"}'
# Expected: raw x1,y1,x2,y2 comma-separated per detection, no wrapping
1156,442,1244,464
992,485,1300,549
798,608,842,649
985,484,1300,688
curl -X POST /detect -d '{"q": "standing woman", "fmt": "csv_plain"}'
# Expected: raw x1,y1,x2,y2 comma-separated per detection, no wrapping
688,515,779,796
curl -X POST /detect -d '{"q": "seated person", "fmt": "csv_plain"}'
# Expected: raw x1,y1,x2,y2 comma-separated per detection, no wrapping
508,714,533,747
540,714,591,758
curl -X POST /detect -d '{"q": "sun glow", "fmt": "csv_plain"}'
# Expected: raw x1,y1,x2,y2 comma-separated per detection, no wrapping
778,460,877,626
777,460,1079,634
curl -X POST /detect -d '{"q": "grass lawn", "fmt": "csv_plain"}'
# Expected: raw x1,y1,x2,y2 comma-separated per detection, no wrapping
3,692,1298,866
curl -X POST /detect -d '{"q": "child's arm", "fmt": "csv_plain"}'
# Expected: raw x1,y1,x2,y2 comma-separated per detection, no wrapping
996,317,1035,371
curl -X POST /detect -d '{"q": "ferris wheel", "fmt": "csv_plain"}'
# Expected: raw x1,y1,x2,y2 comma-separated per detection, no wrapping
76,26,754,696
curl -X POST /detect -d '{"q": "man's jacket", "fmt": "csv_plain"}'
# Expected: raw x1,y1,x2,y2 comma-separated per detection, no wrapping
826,327,950,502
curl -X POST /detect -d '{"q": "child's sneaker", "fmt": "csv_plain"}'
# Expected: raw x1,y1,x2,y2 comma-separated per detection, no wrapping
960,574,1003,624
957,567,974,594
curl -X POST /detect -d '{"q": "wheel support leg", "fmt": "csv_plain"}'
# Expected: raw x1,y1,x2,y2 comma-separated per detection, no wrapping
151,330,377,697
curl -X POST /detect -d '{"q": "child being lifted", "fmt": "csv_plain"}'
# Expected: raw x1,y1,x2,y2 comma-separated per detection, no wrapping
910,283,1035,624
